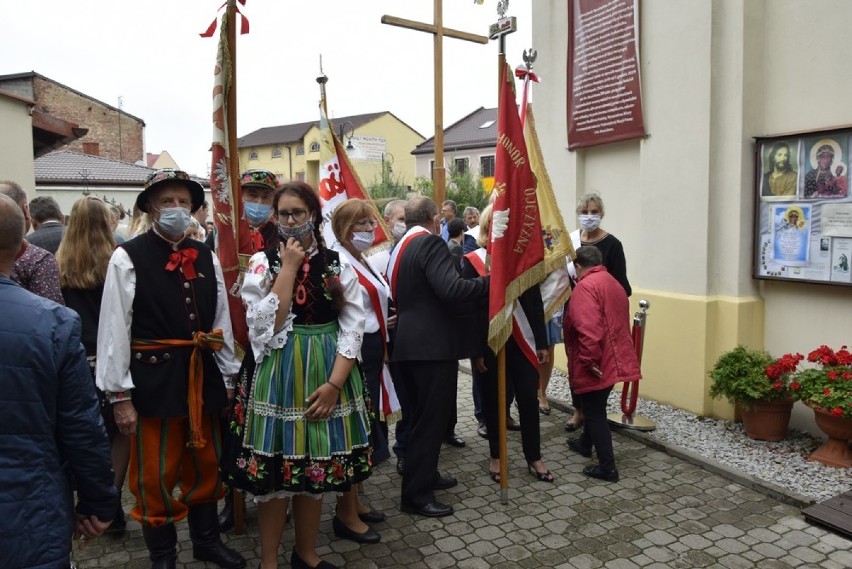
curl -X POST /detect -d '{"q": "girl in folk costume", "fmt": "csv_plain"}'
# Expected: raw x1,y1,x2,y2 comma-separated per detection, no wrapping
330,198,402,544
221,182,372,569
461,206,555,484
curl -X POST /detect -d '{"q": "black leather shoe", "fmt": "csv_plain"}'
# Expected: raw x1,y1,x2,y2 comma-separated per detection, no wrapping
291,549,338,569
332,515,381,544
400,501,454,518
444,433,466,447
396,457,405,475
506,416,522,432
193,541,247,568
564,420,583,433
567,438,592,458
358,510,386,524
432,474,458,490
582,465,619,483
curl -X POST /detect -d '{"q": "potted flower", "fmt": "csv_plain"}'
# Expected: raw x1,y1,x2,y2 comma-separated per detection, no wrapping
783,345,852,468
709,345,793,441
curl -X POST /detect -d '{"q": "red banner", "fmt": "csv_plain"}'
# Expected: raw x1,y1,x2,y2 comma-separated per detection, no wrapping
567,0,645,149
487,63,547,355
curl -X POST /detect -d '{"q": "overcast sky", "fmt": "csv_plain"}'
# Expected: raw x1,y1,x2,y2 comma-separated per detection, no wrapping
4,1,533,177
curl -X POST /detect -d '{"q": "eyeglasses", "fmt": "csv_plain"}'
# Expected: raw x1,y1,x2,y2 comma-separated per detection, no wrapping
353,219,378,229
278,209,309,223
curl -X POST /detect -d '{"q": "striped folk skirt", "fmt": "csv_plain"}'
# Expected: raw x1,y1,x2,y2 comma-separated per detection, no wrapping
221,321,372,495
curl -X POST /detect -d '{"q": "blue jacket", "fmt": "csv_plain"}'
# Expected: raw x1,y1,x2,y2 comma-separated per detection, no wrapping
0,276,118,569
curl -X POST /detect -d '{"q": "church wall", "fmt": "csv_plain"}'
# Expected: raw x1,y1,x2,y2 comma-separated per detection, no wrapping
532,0,849,427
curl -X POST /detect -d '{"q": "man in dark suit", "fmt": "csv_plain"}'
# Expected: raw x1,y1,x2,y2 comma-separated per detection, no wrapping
389,196,488,518
27,196,66,254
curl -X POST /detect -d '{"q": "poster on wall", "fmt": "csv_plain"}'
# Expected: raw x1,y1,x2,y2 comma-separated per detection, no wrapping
771,204,810,266
803,136,849,199
566,0,645,150
754,128,852,287
760,139,800,199
830,238,852,283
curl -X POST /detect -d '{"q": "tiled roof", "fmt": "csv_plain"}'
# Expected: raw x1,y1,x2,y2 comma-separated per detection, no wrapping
237,111,401,148
35,151,208,187
413,107,497,155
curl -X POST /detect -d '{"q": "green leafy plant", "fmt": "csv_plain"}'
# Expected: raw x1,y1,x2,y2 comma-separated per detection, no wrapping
709,345,784,408
775,345,852,419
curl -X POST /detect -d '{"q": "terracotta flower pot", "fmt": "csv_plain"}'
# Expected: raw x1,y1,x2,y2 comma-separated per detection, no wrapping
739,398,793,441
807,405,852,468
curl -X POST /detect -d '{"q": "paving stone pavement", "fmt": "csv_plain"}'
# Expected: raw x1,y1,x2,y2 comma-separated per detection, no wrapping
73,370,852,568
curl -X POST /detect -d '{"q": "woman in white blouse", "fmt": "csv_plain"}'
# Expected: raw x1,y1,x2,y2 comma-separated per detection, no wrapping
222,182,372,569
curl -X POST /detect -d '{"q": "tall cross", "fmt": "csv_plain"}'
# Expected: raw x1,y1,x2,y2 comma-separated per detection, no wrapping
382,1,489,207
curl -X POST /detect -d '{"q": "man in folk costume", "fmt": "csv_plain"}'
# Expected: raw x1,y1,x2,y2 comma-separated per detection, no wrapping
96,169,245,569
388,196,489,518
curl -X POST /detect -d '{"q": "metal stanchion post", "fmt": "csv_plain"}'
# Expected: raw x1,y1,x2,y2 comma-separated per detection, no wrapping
608,299,656,431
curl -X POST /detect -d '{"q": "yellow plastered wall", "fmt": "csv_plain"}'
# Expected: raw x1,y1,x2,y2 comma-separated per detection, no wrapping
554,291,764,420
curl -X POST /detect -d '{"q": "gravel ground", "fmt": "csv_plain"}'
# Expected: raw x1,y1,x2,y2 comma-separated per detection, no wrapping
546,370,852,503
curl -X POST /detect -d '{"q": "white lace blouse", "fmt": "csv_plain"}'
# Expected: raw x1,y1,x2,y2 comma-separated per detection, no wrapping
241,249,365,364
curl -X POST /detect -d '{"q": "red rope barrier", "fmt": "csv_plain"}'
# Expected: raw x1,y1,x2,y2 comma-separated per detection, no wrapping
620,317,644,416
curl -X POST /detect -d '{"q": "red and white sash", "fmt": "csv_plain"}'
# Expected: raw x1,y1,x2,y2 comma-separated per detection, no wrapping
386,226,429,301
339,248,401,423
464,248,538,368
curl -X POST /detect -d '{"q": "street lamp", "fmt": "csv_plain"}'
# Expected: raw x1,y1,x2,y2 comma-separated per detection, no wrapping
382,153,394,184
337,121,355,150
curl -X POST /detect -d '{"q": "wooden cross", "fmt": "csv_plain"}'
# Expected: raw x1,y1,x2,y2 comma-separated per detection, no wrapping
382,1,489,207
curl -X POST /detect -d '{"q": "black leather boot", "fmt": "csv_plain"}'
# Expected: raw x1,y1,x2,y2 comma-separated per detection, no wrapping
142,524,177,569
188,502,246,569
217,487,235,533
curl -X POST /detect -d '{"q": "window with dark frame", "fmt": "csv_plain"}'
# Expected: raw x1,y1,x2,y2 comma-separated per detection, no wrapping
480,155,495,178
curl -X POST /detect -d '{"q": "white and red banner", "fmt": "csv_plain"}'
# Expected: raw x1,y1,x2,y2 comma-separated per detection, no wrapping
487,63,547,355
317,104,390,253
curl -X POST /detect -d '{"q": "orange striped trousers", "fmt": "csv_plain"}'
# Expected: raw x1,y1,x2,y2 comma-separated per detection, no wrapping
128,413,225,527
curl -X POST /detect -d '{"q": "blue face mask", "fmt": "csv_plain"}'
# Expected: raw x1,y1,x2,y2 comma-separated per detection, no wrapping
154,207,192,237
278,219,315,241
244,202,272,224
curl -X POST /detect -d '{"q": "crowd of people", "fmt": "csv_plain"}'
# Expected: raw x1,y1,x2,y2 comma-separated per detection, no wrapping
0,172,640,569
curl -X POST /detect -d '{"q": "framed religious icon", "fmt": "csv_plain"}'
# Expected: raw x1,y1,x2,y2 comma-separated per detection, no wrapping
754,127,852,286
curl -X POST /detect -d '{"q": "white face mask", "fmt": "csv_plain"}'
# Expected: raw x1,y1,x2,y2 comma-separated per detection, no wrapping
391,221,407,240
578,214,602,232
351,231,374,252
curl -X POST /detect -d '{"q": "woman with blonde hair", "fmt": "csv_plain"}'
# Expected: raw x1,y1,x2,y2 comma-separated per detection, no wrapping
329,198,401,544
55,196,130,534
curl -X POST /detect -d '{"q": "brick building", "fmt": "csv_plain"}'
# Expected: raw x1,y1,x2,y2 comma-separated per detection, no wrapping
0,72,145,163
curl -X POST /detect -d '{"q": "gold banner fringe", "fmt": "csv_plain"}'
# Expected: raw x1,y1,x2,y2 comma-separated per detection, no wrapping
487,259,548,354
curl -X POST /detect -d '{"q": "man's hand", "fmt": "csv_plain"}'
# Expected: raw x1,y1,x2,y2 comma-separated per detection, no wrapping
74,514,111,549
472,357,488,374
113,400,138,436
536,349,550,364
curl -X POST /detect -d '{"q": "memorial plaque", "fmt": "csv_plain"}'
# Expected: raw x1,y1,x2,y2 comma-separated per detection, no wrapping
567,0,645,149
